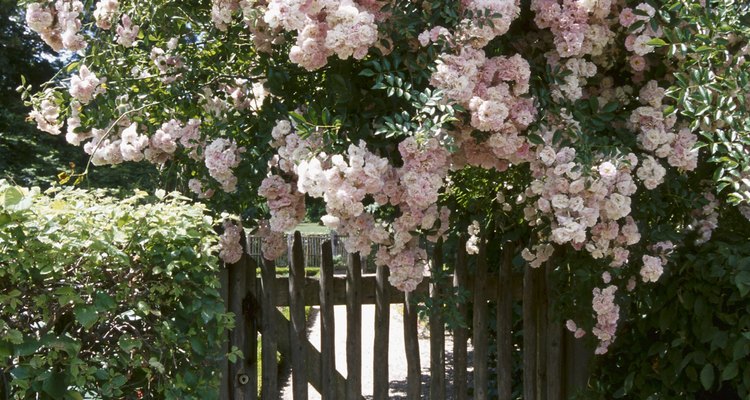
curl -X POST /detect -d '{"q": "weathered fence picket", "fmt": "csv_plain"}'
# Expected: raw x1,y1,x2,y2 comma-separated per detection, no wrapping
373,263,390,400
403,290,421,400
319,241,336,400
220,230,592,400
259,258,277,400
473,238,490,400
288,231,307,400
346,253,362,399
219,266,230,400
497,242,515,400
227,230,256,400
523,261,539,400
453,235,469,400
429,238,445,400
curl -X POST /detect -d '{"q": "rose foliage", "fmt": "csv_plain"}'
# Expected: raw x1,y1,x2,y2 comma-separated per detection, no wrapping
584,225,750,400
0,182,232,398
19,0,750,358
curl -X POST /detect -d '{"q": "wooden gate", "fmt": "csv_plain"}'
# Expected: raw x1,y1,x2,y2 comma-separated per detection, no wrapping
219,231,591,400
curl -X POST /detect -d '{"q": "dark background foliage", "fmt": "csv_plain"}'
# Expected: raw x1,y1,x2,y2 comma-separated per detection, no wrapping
0,0,160,192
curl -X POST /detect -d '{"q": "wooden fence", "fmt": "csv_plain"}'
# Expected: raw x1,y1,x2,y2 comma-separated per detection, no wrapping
219,231,591,400
246,233,349,269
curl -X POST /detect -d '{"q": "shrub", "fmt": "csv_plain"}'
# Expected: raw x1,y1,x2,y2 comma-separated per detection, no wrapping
0,182,232,399
582,223,750,400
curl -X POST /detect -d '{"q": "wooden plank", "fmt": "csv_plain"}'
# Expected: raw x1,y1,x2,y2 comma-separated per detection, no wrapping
219,266,230,400
473,239,489,400
228,236,252,399
523,264,538,400
260,258,278,400
346,253,363,399
289,231,307,400
429,238,445,400
453,236,469,400
544,258,563,400
246,255,259,400
319,241,336,400
373,263,390,400
537,259,548,400
564,321,591,398
404,291,421,400
271,273,522,306
496,242,514,400
547,319,563,400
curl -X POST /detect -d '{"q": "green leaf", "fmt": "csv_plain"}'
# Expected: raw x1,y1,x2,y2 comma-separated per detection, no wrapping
721,362,739,381
700,364,714,390
732,339,749,361
74,305,98,329
149,357,166,373
66,61,80,73
736,271,750,297
0,340,11,357
2,186,32,212
647,38,668,47
66,391,84,400
527,134,545,145
117,336,143,352
10,366,32,380
94,292,116,310
14,339,40,357
43,372,68,397
623,371,635,394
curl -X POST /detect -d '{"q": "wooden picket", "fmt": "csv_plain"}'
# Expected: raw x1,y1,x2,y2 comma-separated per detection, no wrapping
220,231,590,399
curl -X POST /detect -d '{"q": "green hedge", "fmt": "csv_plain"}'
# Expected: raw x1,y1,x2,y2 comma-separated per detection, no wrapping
0,183,232,399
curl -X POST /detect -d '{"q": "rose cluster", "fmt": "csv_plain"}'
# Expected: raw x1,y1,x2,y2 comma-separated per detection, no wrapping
219,219,243,264
93,0,119,30
591,285,619,354
430,49,536,168
630,81,699,185
26,0,86,52
260,119,450,291
263,0,382,70
524,144,641,268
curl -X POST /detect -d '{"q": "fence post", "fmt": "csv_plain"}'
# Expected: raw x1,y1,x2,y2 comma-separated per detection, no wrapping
260,257,278,400
219,264,230,400
289,232,307,400
404,290,421,400
473,238,489,400
537,255,549,400
429,238,446,400
373,261,391,400
226,229,257,400
546,255,563,400
346,253,363,399
496,242,515,400
320,241,336,400
523,261,538,400
453,235,469,400
564,326,592,397
246,256,259,400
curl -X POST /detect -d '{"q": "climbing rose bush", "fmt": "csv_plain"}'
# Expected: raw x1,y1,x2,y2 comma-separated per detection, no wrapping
20,0,750,355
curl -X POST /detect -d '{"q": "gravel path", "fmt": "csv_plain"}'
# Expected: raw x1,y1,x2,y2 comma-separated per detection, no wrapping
279,304,473,399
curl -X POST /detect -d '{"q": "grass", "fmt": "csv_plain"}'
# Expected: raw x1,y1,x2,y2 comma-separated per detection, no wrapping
291,222,329,235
